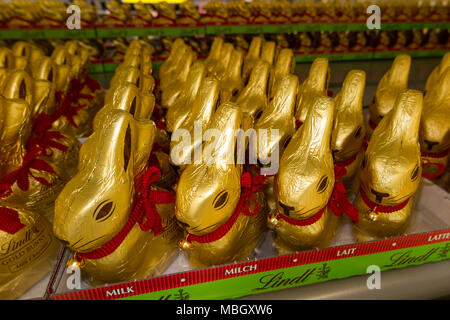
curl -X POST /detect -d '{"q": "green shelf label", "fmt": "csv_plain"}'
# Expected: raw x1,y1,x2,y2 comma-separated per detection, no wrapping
120,241,450,300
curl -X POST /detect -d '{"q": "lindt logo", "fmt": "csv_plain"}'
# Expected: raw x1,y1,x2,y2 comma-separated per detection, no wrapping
383,248,439,268
0,227,40,255
252,268,316,291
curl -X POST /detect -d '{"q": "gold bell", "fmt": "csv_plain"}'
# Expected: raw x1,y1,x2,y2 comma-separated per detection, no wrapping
367,209,378,222
267,212,281,228
179,238,193,251
66,254,85,268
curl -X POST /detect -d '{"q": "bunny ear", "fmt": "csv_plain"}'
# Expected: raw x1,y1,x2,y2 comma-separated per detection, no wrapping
94,110,135,174
306,58,329,93
261,41,276,65
51,46,68,65
335,70,366,113
299,95,335,156
31,78,55,117
205,37,223,72
0,48,15,69
133,119,156,176
2,71,33,106
371,90,423,149
387,54,411,88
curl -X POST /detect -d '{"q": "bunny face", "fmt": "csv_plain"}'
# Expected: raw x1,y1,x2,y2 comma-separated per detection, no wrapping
276,96,335,219
53,111,138,252
175,102,242,235
331,70,366,161
360,90,423,206
370,54,411,124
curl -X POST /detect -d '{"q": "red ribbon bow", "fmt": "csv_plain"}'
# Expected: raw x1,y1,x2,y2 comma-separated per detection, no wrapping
54,91,86,128
185,172,266,244
0,145,56,199
76,166,173,261
329,166,359,223
80,74,101,93
0,207,25,234
134,166,174,236
26,113,69,155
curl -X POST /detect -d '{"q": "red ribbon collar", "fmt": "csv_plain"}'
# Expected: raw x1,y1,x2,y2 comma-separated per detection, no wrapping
75,166,174,261
0,207,25,234
359,187,410,214
276,166,359,227
421,148,449,179
185,172,266,244
334,152,358,172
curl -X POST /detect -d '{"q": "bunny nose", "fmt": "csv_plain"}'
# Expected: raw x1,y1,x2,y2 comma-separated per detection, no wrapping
279,202,294,216
370,189,390,203
424,140,439,151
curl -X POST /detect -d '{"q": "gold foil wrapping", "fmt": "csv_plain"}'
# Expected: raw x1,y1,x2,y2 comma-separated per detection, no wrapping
354,90,423,241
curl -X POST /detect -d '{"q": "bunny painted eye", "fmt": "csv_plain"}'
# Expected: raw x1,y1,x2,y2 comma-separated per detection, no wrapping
411,165,419,181
94,200,115,222
354,126,362,138
213,191,229,210
316,175,328,193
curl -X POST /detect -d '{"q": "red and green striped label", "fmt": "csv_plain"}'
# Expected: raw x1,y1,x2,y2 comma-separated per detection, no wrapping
51,229,450,300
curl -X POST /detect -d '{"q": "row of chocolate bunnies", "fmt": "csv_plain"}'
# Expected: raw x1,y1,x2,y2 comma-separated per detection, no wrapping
0,37,448,298
0,40,104,299
55,37,449,284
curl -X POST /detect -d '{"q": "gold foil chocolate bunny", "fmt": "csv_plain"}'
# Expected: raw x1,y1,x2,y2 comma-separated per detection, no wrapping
253,74,298,166
165,61,207,133
269,48,295,99
270,95,347,253
160,45,196,109
420,67,450,179
234,59,270,131
0,203,60,300
424,52,450,94
179,0,200,25
28,55,81,179
295,57,330,126
204,37,224,75
242,37,264,83
353,90,423,242
367,54,411,137
170,77,220,167
102,0,130,25
132,1,153,25
153,1,177,26
217,48,244,102
54,109,181,283
331,70,366,193
0,70,65,219
177,102,268,267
